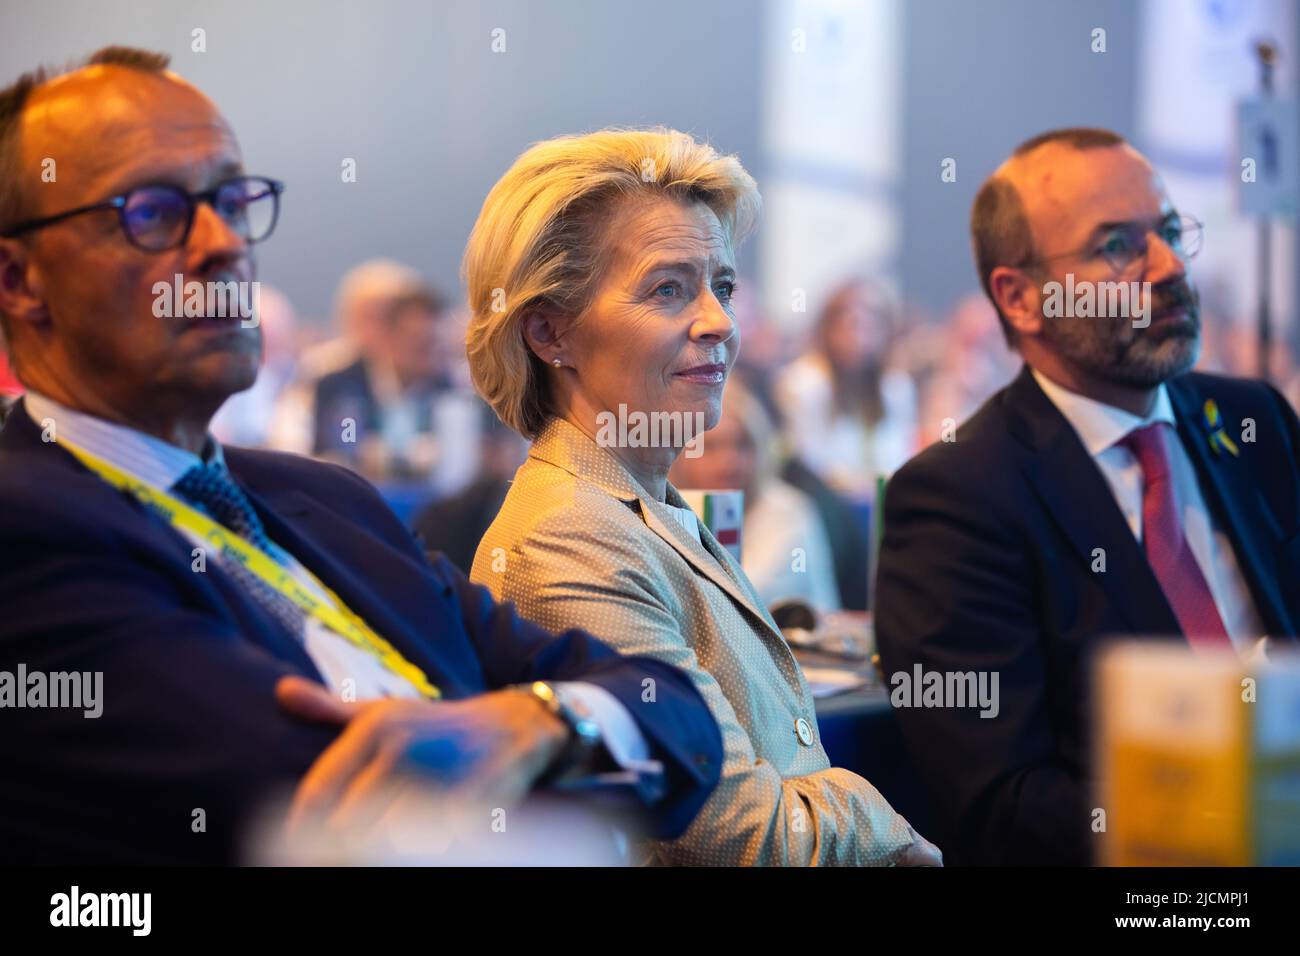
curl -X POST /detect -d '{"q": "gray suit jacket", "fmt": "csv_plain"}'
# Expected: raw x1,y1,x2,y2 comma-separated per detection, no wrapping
472,417,918,864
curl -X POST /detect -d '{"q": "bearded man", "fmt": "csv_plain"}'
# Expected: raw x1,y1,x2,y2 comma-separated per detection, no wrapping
874,128,1300,865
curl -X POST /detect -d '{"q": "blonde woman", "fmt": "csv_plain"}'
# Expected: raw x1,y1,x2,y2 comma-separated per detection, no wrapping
466,128,940,866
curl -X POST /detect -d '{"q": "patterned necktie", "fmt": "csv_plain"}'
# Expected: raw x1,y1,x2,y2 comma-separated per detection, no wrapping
173,461,306,641
1117,423,1232,650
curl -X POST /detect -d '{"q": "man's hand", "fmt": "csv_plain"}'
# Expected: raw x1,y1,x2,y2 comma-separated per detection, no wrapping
275,676,570,835
896,822,944,866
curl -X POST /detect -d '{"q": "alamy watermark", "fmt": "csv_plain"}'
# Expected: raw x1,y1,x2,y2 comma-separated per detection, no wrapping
152,273,260,326
595,403,705,459
1042,275,1152,328
50,886,150,936
890,664,999,719
0,664,102,718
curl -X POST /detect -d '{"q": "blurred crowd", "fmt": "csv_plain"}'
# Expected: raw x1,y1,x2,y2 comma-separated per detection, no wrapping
3,259,1295,617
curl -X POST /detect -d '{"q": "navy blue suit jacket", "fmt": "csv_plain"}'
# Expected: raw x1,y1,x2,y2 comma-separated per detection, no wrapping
875,368,1300,866
0,401,722,864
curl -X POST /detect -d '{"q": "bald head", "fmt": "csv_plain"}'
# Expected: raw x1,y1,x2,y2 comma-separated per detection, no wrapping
997,139,1161,266
0,46,263,445
34,67,235,212
0,47,241,369
971,128,1134,344
0,48,189,231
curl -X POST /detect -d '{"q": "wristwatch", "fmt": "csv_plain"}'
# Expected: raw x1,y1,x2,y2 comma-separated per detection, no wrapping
518,681,604,780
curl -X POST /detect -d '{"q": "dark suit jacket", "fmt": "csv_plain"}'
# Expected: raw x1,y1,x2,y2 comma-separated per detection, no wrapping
0,401,722,864
412,476,510,575
780,457,871,611
874,366,1300,866
312,357,388,460
311,358,458,462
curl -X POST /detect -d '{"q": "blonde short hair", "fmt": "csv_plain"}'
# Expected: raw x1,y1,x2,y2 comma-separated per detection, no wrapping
464,127,761,438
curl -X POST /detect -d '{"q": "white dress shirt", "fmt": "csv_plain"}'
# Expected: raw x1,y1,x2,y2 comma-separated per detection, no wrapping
23,392,655,775
1031,369,1264,651
662,501,703,542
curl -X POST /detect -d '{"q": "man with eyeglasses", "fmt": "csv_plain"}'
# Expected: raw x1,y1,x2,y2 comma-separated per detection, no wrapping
874,128,1300,866
0,47,723,864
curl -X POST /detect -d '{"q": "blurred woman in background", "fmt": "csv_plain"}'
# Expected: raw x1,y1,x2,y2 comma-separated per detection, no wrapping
774,279,918,501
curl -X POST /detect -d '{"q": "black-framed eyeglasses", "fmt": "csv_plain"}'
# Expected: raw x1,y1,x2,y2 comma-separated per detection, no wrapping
1023,213,1203,276
0,175,285,252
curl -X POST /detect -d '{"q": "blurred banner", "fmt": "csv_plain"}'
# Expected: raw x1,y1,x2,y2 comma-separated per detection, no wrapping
1137,0,1297,362
679,489,745,562
760,0,903,335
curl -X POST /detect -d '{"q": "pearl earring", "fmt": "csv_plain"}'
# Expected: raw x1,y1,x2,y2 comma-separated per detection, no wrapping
552,358,562,368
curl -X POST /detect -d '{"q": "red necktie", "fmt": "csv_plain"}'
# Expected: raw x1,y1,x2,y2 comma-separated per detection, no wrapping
1117,423,1233,651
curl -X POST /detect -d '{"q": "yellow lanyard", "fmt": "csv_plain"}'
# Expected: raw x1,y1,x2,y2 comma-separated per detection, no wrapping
58,437,441,700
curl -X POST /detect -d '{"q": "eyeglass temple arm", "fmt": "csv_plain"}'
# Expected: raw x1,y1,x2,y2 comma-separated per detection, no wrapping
2,178,282,239
2,197,126,238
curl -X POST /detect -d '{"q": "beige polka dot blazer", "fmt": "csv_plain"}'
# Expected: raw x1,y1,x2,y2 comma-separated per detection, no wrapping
471,417,918,865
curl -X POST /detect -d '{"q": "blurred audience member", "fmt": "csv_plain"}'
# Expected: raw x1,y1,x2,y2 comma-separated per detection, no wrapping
778,456,871,610
307,258,425,379
0,337,19,424
1183,274,1236,374
0,346,18,394
1212,315,1300,412
412,417,528,574
210,285,299,447
269,258,426,452
1151,274,1300,413
774,279,918,500
311,286,484,489
670,382,839,612
727,278,787,421
916,292,1019,445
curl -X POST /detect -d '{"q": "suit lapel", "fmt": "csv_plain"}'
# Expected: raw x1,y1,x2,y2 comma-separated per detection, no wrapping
1005,367,1183,635
235,480,480,696
1167,377,1293,634
1,403,327,677
529,418,785,644
641,489,785,642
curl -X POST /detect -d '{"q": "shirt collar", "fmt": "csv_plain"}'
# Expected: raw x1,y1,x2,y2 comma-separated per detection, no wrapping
528,416,648,503
1030,366,1176,458
24,390,225,490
